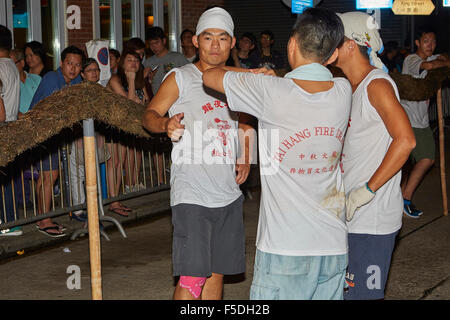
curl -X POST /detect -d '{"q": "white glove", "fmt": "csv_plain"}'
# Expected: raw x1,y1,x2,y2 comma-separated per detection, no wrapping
345,183,376,222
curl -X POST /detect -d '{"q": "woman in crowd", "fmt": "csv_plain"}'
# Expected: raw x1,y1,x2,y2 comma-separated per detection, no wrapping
107,49,149,216
9,49,41,118
24,41,49,77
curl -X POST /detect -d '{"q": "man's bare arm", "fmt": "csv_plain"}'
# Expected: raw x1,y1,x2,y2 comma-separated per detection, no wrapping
0,96,6,122
142,72,180,135
366,78,416,192
420,58,450,71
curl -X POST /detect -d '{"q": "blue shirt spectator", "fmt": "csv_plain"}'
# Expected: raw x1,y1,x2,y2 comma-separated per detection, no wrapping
30,67,82,109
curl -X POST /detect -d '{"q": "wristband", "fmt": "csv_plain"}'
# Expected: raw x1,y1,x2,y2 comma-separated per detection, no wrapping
366,182,376,194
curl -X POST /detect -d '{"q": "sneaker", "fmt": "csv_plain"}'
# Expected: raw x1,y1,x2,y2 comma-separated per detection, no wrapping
135,183,145,191
403,199,423,218
70,211,87,223
0,226,23,236
124,185,131,194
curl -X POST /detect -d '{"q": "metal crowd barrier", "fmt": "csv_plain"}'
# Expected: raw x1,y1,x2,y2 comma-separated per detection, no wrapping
0,121,171,239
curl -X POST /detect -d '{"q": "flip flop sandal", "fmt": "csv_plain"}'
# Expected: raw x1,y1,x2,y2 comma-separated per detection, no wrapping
118,203,132,212
53,222,67,231
37,225,66,238
108,206,129,217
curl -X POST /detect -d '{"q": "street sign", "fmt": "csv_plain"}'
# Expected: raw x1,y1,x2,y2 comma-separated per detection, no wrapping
291,0,313,14
444,0,450,7
356,0,393,9
392,0,435,15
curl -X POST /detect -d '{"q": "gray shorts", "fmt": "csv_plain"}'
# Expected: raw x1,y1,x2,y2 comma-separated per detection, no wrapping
171,195,245,277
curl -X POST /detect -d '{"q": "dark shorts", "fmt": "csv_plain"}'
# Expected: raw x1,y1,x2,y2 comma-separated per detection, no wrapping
344,231,399,300
410,127,435,162
38,150,60,172
171,195,245,277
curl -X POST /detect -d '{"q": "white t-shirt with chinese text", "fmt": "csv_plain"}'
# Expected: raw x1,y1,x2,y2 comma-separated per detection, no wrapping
0,58,20,122
343,68,403,235
167,63,242,208
223,71,352,256
400,53,439,128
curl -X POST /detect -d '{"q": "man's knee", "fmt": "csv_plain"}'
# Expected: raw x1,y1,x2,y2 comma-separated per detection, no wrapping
179,276,207,299
417,158,434,169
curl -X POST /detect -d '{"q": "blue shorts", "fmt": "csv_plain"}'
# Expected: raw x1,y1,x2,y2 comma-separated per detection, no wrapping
344,231,399,300
250,249,347,300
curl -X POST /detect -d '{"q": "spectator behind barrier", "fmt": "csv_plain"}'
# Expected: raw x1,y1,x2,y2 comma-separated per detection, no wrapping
248,29,287,76
229,32,257,69
109,49,120,74
29,45,85,237
24,41,50,77
69,58,104,223
180,29,197,63
106,49,150,217
380,40,401,73
10,48,42,118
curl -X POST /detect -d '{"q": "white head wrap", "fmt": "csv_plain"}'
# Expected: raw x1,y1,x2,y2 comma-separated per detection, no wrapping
337,12,388,72
196,7,234,38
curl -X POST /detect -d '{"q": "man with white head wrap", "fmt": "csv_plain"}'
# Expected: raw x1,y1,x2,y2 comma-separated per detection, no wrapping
143,6,253,300
336,11,415,300
336,11,387,72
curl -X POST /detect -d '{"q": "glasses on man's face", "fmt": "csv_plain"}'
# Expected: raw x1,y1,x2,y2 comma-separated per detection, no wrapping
84,68,100,73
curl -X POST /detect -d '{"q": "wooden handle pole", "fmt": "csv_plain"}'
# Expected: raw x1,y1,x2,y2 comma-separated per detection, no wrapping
83,119,103,300
436,88,448,216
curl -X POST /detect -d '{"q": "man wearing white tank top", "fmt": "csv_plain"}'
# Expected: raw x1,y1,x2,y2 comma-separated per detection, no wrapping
204,8,353,300
143,7,253,300
336,12,416,300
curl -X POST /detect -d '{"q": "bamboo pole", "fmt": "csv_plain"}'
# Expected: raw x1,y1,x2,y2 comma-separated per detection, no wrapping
436,88,448,216
83,119,103,300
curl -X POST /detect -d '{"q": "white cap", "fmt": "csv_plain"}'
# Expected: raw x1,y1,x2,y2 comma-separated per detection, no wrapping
196,7,234,38
337,12,387,71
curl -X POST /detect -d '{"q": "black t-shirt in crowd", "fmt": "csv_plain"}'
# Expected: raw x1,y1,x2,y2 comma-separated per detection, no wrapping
248,50,286,70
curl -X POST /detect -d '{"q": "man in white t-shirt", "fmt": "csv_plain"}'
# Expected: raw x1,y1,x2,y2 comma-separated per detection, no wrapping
143,7,252,300
0,25,19,122
400,27,450,218
0,25,21,237
203,8,352,300
336,12,415,300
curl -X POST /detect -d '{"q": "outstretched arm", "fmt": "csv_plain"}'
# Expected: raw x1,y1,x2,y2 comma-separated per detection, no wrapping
203,66,275,94
420,56,450,71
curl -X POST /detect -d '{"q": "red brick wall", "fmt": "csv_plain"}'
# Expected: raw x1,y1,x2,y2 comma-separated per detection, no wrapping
181,0,225,32
66,0,94,53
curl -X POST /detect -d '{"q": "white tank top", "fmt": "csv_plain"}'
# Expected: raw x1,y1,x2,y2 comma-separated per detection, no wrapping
342,69,403,235
166,63,242,208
